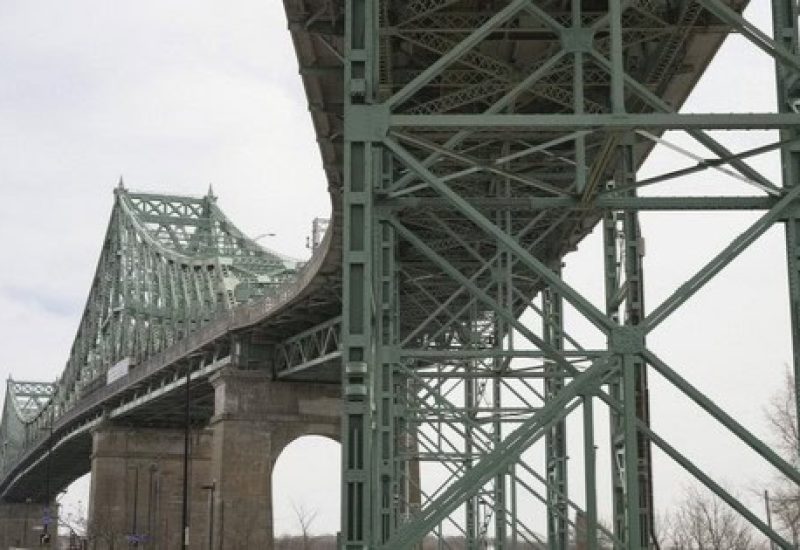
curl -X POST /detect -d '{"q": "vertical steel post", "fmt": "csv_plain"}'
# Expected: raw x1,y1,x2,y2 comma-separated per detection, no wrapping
583,397,598,550
181,364,191,549
605,135,651,548
376,148,400,541
342,0,381,547
464,317,479,550
773,0,800,460
572,0,587,193
544,267,568,550
603,191,625,545
609,0,626,114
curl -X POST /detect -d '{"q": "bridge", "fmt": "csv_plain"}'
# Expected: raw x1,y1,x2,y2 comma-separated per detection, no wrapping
1,0,799,549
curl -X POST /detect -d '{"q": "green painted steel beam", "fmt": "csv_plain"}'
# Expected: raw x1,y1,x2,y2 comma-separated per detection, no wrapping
390,113,800,130
645,349,800,486
379,196,779,211
639,419,795,550
589,49,782,195
384,360,614,549
384,137,617,335
388,0,531,108
697,0,800,75
644,185,800,332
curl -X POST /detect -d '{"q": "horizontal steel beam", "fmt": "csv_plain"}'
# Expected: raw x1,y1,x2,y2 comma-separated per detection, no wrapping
390,113,800,130
380,196,779,211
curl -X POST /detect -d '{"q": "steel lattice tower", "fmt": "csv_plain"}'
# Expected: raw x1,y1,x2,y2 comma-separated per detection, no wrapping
337,1,800,549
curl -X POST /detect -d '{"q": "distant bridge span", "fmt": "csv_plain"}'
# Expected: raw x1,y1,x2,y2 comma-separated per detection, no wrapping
0,186,342,504
2,1,800,549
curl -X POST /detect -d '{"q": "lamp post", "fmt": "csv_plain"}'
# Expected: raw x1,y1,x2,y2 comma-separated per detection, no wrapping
252,233,276,242
41,407,54,546
181,363,191,549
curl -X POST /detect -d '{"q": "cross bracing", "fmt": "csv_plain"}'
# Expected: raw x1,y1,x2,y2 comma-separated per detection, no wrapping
290,0,800,548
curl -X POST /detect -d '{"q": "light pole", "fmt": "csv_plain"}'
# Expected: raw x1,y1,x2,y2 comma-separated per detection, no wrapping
41,408,54,546
181,363,191,549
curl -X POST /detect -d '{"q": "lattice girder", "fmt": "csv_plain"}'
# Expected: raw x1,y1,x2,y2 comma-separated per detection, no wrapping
10,185,297,439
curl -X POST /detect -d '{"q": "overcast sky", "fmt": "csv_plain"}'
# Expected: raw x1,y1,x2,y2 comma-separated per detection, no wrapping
0,0,793,540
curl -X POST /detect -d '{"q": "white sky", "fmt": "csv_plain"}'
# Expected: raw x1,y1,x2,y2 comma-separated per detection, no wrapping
0,0,793,540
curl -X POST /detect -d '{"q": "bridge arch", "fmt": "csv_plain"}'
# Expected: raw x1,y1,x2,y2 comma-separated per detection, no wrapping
272,434,341,541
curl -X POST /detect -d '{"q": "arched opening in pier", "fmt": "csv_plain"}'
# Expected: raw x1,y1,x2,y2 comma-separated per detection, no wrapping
272,435,341,543
58,473,91,539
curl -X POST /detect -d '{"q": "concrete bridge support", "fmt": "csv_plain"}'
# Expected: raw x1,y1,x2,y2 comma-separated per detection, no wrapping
209,367,340,550
0,500,55,548
88,424,212,549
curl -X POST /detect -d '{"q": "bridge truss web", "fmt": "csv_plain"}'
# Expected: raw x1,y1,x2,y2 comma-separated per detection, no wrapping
0,185,298,485
334,0,800,548
0,381,55,469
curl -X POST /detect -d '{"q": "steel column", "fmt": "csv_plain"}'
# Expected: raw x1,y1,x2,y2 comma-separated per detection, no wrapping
543,266,568,550
773,0,800,461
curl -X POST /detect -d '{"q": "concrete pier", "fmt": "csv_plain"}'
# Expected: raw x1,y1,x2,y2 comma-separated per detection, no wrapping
209,368,339,550
88,425,212,549
85,367,340,549
0,500,55,548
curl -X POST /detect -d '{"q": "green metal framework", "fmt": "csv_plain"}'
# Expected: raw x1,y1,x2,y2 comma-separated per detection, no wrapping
0,185,298,496
0,382,55,471
1,2,799,548
339,1,800,549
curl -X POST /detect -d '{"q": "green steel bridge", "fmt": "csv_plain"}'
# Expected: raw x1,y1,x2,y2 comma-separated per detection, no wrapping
2,0,800,548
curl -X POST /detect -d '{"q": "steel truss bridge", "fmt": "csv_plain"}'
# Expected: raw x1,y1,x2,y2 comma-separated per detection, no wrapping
1,0,800,548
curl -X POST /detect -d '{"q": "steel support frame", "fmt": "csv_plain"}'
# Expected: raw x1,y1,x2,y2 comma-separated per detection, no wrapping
274,317,342,378
341,2,800,549
543,265,569,550
603,136,652,548
773,0,800,462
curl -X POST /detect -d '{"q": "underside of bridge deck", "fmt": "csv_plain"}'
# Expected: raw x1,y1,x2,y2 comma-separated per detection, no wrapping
285,0,800,548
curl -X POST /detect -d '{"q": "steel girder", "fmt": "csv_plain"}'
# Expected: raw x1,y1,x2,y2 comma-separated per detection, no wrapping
340,1,800,549
0,381,55,474
274,316,343,381
0,185,297,489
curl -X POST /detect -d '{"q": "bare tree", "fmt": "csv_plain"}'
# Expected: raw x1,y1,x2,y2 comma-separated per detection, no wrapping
85,503,124,550
292,502,318,550
665,486,754,550
764,370,799,546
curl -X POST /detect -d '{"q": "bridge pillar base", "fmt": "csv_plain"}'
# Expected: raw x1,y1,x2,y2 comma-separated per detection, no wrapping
88,424,212,550
209,367,339,550
0,500,55,548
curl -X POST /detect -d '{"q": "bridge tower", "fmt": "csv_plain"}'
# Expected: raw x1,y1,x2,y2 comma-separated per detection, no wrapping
339,1,800,549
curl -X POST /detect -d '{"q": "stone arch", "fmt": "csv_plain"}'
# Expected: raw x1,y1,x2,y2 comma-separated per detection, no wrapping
208,368,340,549
272,434,341,540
